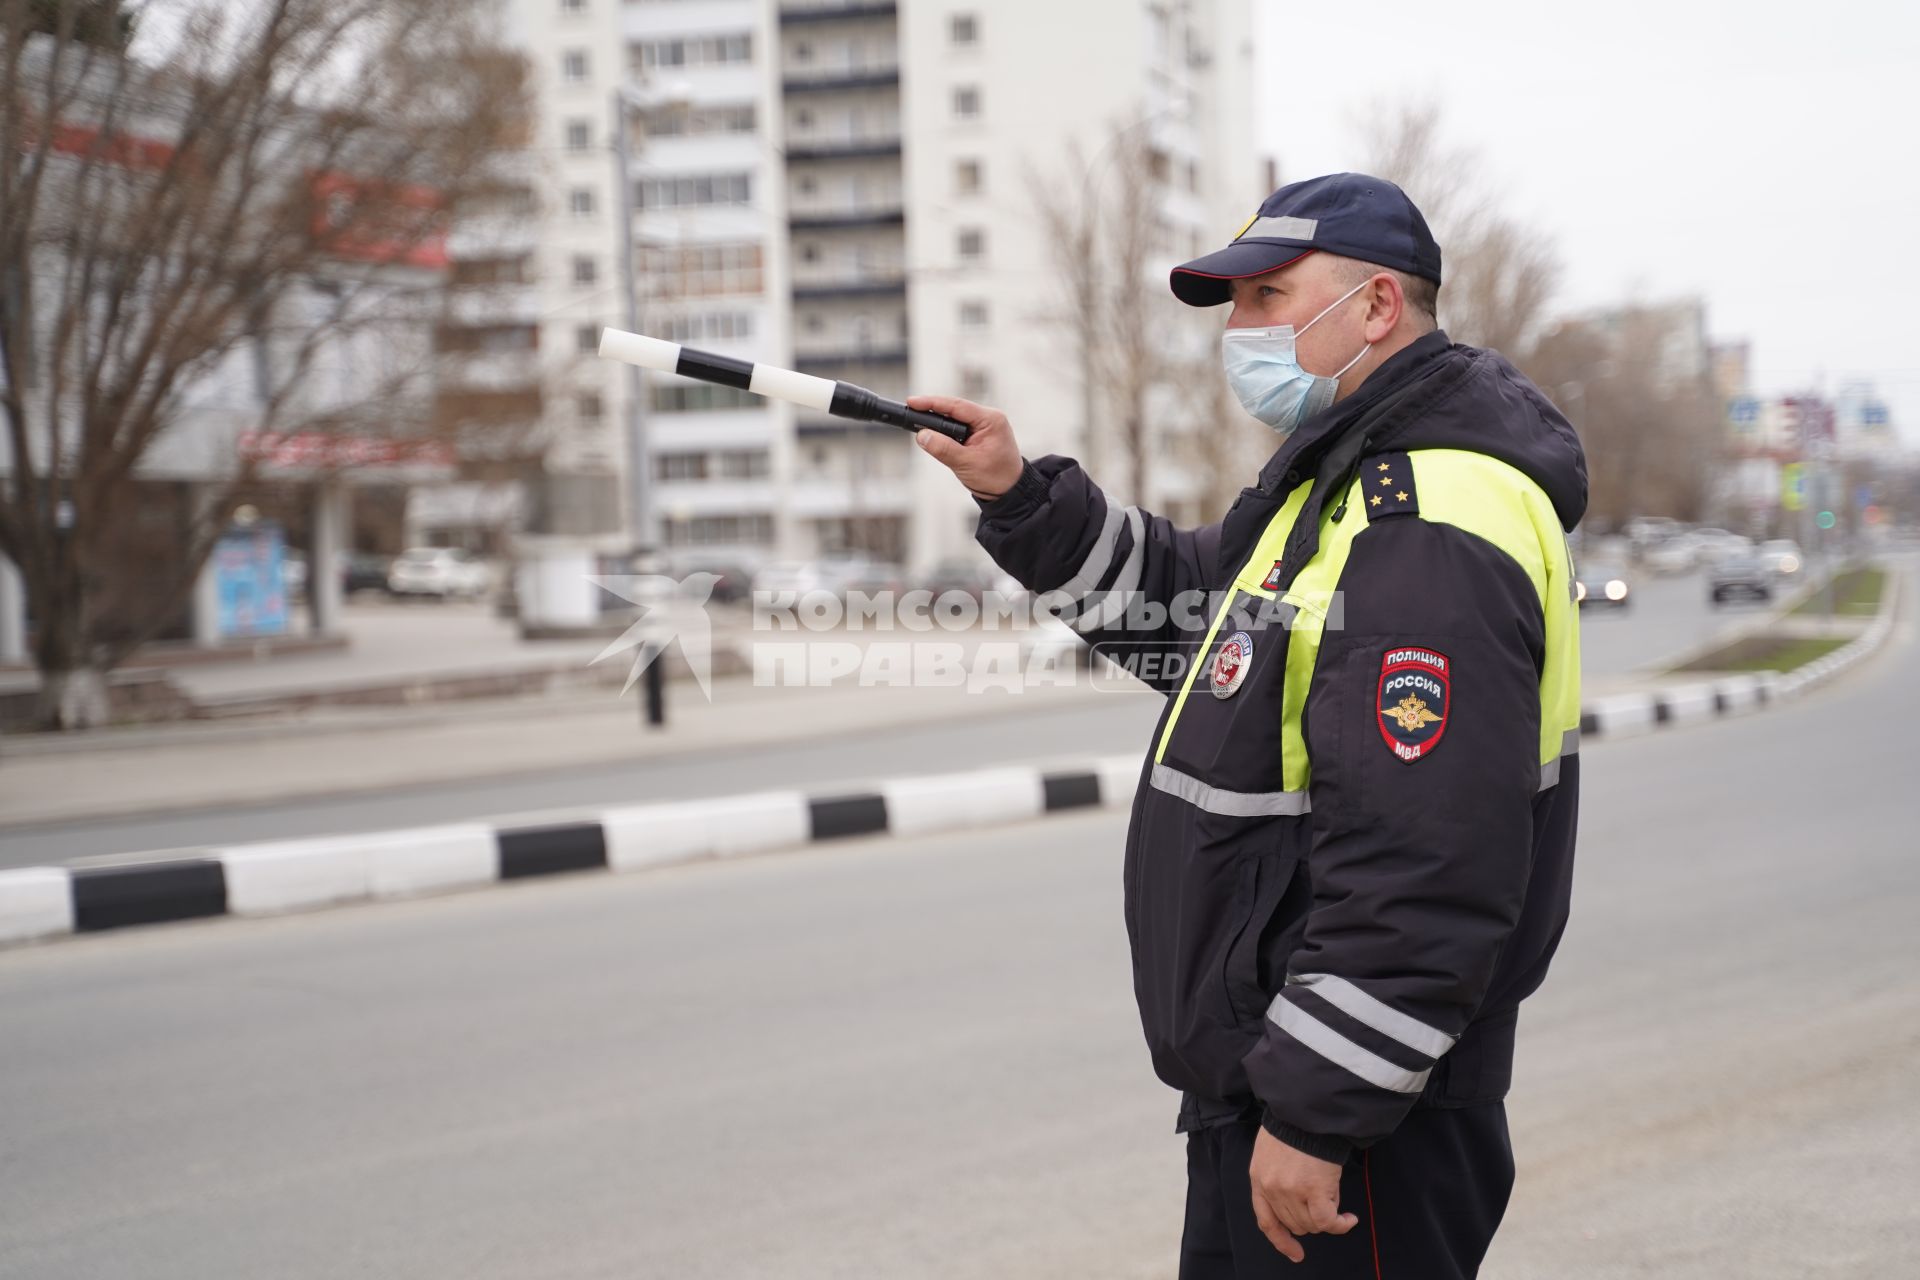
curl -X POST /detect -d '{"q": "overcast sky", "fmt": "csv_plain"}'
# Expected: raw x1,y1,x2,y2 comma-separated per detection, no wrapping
1253,0,1920,443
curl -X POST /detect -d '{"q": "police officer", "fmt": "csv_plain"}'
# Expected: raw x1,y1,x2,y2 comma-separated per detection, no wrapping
910,173,1586,1277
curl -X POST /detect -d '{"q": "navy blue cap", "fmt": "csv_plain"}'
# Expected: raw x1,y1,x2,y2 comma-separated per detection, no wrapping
1170,172,1442,307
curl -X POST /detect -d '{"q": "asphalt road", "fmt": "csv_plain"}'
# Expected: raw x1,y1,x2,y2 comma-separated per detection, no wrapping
1,567,1914,1278
1572,563,1780,679
2,571,1740,869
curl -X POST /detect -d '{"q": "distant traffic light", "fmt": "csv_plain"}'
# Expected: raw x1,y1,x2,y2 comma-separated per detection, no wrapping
1816,510,1837,530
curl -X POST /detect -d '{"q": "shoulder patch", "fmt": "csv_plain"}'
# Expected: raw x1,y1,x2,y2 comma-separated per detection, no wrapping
1377,647,1449,762
1361,451,1420,521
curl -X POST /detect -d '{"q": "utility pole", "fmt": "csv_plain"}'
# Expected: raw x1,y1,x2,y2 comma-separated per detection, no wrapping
612,88,665,727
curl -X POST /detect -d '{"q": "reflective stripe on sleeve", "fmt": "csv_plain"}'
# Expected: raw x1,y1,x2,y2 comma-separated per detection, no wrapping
1054,500,1126,603
1285,973,1456,1059
1267,997,1431,1094
1070,507,1145,633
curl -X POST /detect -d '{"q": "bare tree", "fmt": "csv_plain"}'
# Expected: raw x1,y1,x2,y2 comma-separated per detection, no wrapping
1358,99,1560,358
1031,125,1203,506
1524,304,1722,527
1,0,529,728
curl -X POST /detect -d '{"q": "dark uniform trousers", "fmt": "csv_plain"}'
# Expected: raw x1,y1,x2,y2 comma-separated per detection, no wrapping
1179,1104,1514,1280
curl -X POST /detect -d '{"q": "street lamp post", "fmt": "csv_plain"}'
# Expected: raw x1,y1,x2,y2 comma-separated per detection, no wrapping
611,87,665,727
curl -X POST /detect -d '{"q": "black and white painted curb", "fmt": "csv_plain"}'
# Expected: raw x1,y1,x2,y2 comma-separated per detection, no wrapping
0,758,1142,949
1,575,1896,951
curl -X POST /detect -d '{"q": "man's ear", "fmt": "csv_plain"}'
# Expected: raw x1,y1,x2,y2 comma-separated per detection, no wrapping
1363,273,1404,342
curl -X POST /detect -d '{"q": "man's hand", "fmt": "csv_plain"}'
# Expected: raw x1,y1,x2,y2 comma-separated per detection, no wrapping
905,394,1024,500
1248,1127,1357,1264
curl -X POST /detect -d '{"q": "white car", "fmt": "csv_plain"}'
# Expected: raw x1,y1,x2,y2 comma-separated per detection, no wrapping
1691,529,1755,567
1642,536,1700,575
1758,539,1804,577
387,547,491,599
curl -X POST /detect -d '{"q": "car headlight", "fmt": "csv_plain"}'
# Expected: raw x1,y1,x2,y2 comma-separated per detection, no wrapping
1605,580,1628,601
1575,581,1588,602
1779,556,1800,573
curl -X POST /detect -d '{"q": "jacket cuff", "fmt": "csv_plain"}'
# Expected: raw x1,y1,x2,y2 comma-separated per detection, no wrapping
1261,1110,1354,1166
972,459,1047,517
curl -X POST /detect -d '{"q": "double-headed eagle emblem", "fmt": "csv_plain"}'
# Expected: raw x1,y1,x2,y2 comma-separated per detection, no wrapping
1382,694,1442,732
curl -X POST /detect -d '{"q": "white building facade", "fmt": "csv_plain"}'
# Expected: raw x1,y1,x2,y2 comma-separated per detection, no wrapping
510,0,1259,574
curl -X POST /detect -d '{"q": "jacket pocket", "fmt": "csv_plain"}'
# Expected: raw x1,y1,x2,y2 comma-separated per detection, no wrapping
1221,824,1309,1028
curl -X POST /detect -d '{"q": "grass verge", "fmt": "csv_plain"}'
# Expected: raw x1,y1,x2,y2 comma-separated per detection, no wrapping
1671,634,1853,675
1790,566,1885,618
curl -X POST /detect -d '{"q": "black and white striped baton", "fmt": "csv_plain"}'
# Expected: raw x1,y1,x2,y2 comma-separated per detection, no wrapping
598,329,972,443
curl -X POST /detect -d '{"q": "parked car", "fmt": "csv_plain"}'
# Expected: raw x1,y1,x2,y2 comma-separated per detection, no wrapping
752,555,902,601
921,557,1022,602
1757,539,1804,577
281,549,308,599
341,552,394,595
1643,535,1701,575
1709,555,1773,605
1692,529,1755,567
387,547,491,599
1574,562,1632,609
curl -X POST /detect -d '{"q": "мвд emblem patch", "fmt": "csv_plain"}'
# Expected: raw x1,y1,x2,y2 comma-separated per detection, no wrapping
1377,647,1449,762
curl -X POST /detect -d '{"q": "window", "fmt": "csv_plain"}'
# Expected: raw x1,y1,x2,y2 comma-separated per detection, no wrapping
577,391,604,422
565,119,591,151
952,86,979,119
1184,159,1200,194
575,324,599,353
572,255,597,287
959,367,991,399
718,449,771,479
655,452,709,481
662,513,774,547
794,40,812,62
568,187,595,217
954,158,982,195
950,13,978,44
562,50,589,82
652,383,761,412
561,0,586,12
959,299,988,329
643,103,756,137
636,172,754,209
639,243,764,296
957,228,986,262
659,311,754,343
633,33,753,72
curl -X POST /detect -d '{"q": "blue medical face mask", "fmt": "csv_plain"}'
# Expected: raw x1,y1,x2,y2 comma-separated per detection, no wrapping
1221,279,1374,435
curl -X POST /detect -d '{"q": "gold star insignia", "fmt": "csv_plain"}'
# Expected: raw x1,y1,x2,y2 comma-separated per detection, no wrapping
1396,491,1410,502
1379,476,1394,486
1376,462,1391,472
1369,494,1383,507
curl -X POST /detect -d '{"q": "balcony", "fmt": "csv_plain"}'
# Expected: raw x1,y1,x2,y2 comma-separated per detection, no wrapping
788,205,905,232
782,66,900,94
783,135,902,162
778,2,897,25
791,275,906,301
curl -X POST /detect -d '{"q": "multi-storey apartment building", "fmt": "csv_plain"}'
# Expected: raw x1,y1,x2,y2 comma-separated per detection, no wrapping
510,0,1258,574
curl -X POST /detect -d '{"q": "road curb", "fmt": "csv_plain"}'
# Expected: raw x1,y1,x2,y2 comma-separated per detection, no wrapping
0,758,1141,949
2,570,1898,952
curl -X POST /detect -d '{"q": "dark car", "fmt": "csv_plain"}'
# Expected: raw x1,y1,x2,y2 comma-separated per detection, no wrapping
341,552,393,595
1574,562,1631,610
1710,555,1773,605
